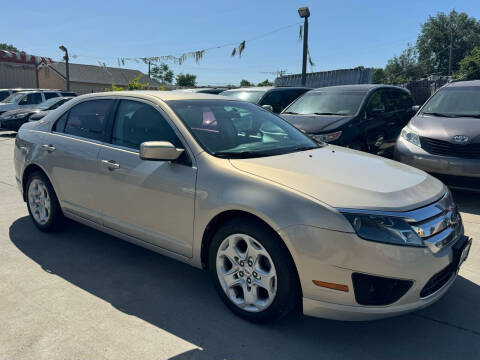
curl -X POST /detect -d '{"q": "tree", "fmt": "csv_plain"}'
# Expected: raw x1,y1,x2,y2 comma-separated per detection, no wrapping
456,47,480,80
176,73,197,87
150,63,174,84
383,45,421,83
417,10,480,76
127,75,147,90
0,43,19,52
257,79,273,86
372,68,386,84
240,79,253,87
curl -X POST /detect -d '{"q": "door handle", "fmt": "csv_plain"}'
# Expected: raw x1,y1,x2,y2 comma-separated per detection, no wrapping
101,159,120,170
41,144,56,152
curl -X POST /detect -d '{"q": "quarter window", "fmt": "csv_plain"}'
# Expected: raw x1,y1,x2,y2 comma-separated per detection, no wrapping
111,100,181,150
44,92,59,100
63,100,113,141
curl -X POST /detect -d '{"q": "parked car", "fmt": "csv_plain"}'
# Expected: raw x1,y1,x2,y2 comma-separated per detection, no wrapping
220,87,310,113
0,88,40,102
0,90,77,115
175,88,228,95
280,85,416,157
14,91,471,323
395,80,480,191
0,97,74,131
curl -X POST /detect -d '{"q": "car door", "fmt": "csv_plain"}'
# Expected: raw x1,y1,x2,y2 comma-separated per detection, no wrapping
361,89,393,155
381,90,414,156
40,98,115,223
97,98,197,257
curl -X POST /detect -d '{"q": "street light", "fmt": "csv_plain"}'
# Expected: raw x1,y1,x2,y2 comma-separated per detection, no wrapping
298,6,310,87
59,45,70,91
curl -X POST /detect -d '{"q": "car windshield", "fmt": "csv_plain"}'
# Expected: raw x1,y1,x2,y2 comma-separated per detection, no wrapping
220,90,265,104
36,97,63,110
283,91,366,116
421,86,480,117
2,93,24,104
168,100,319,158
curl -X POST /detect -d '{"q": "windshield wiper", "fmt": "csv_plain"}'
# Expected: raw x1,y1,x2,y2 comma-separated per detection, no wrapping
312,112,345,116
422,112,454,117
214,151,270,159
291,145,320,152
452,114,480,118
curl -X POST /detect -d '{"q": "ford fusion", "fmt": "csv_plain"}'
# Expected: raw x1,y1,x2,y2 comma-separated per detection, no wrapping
14,91,471,323
395,80,480,191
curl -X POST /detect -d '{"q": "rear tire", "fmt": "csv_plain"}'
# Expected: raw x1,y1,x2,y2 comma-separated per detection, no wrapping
208,218,299,323
26,171,65,232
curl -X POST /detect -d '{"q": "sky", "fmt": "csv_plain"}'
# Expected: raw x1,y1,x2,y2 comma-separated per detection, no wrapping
2,0,479,86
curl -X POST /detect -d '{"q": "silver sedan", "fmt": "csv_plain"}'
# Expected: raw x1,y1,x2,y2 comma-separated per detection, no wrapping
14,91,471,323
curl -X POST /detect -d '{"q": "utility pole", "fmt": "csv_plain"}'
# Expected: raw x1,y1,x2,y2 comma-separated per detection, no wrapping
148,61,151,79
59,45,70,90
298,7,310,87
448,27,453,77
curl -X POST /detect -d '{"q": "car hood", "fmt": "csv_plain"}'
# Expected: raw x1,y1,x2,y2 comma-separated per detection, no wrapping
1,108,38,116
230,146,445,211
280,114,354,133
410,114,480,142
0,103,17,112
29,110,49,119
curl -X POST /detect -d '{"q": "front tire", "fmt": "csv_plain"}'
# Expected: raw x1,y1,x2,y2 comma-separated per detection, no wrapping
26,171,64,232
208,218,299,323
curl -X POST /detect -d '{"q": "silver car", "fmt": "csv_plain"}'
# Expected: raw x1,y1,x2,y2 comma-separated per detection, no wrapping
14,91,472,323
395,80,480,191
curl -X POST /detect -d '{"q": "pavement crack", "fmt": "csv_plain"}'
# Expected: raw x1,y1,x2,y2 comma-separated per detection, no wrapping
411,313,480,336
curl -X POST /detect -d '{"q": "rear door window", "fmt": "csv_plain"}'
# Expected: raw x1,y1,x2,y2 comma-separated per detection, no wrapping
63,99,113,141
20,93,43,105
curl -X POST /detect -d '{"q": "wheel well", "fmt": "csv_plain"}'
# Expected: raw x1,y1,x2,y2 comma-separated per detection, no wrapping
201,210,303,301
21,164,46,201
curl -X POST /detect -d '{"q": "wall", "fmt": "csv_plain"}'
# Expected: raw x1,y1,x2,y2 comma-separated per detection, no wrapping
275,68,374,88
0,62,37,88
38,66,65,90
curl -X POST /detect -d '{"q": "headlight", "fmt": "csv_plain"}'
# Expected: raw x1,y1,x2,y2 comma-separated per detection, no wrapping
342,212,423,247
311,131,342,143
400,127,421,147
13,113,28,119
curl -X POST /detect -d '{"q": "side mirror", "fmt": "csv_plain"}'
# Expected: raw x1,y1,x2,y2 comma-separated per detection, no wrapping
139,141,184,161
261,104,274,112
412,105,420,113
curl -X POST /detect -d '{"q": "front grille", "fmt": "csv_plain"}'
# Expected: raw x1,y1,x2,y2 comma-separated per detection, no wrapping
420,137,480,158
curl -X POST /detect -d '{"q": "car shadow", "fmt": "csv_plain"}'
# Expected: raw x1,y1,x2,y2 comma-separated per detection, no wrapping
9,216,480,360
453,190,480,216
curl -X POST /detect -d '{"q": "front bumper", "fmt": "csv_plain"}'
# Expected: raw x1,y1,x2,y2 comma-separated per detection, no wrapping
0,118,25,131
278,222,471,321
394,137,480,190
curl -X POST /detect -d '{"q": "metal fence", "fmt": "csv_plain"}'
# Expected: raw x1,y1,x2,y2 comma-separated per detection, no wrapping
275,68,374,88
404,79,448,105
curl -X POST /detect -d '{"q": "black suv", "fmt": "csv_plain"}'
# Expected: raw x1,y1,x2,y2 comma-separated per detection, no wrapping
280,84,416,157
220,87,310,113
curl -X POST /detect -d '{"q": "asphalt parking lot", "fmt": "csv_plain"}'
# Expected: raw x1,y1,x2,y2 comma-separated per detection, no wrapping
0,130,479,360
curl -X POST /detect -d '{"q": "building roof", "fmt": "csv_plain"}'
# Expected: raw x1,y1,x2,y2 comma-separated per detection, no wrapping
44,62,162,88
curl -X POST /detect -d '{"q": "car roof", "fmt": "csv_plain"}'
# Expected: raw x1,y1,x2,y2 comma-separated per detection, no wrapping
76,90,238,102
308,84,410,94
446,80,480,87
223,86,310,93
